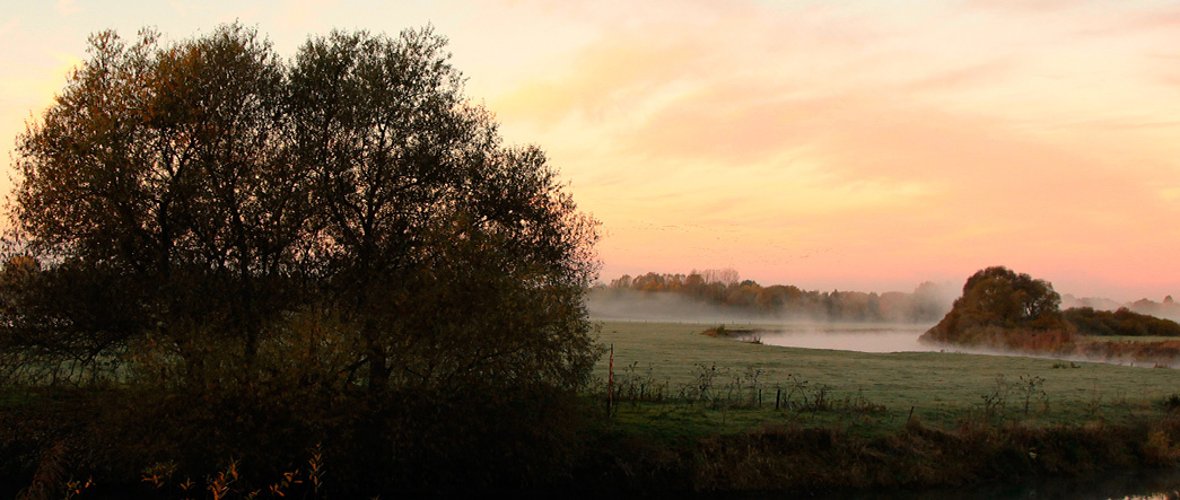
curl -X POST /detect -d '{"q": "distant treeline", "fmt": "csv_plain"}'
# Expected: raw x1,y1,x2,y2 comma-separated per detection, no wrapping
1064,295,1180,322
1125,297,1180,321
1063,307,1180,337
594,269,955,323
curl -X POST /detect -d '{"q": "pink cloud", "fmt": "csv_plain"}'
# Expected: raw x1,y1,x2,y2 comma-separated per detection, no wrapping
963,0,1083,13
485,0,1180,299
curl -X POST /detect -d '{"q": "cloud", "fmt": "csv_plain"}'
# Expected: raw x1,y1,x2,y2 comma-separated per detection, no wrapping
1121,7,1180,32
494,34,713,125
963,0,1083,13
899,59,1017,94
0,18,17,38
491,1,1180,291
491,0,888,127
6,0,1157,299
55,0,81,16
582,60,1180,296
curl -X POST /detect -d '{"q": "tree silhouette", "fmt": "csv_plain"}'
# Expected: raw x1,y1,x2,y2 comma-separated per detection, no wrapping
8,25,302,382
2,24,600,492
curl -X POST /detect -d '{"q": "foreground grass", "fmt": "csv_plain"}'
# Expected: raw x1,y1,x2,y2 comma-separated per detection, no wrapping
6,320,1180,497
569,320,1180,495
591,320,1180,434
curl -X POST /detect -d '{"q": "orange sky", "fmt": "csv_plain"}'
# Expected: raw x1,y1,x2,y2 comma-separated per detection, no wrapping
2,0,1179,301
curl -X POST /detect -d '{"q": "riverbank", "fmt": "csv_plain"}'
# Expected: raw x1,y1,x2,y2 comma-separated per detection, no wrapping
570,412,1180,496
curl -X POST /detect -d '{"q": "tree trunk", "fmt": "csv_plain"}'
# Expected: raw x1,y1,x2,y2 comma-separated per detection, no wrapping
365,320,389,393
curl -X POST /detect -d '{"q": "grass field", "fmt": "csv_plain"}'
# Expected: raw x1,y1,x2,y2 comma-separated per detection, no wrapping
591,321,1180,438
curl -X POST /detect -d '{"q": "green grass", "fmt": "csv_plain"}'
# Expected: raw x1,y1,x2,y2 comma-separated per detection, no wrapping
591,321,1180,437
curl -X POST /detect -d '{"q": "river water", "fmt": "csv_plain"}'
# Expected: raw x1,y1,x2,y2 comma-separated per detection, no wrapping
743,323,1177,368
740,324,936,353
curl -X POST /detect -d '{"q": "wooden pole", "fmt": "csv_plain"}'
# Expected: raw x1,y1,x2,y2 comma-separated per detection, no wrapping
607,343,614,417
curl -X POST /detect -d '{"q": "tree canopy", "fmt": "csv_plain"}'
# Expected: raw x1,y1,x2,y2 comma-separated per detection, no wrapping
596,270,953,323
921,266,1072,349
1062,307,1180,337
1,24,599,493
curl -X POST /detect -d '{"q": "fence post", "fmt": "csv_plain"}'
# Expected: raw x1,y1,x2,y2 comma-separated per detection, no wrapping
607,343,614,417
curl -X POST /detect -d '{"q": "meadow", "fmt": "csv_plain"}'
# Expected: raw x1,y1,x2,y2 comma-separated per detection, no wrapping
5,319,1180,497
591,321,1180,436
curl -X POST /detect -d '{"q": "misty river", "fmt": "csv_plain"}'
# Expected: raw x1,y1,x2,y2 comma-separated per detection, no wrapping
734,323,1179,369
738,324,936,353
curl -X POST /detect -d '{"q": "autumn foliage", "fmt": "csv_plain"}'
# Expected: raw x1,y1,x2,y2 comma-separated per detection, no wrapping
598,269,953,323
0,24,599,495
1064,307,1180,337
921,266,1075,351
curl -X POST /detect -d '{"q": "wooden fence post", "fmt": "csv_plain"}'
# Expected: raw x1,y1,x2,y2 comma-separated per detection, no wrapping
607,343,614,417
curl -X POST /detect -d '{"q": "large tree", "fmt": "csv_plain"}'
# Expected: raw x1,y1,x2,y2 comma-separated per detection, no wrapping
6,25,308,383
287,28,599,393
921,266,1071,349
2,25,599,491
6,23,598,389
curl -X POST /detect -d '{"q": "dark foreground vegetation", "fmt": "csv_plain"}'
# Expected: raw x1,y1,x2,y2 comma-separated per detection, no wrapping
10,382,1180,498
581,415,1180,496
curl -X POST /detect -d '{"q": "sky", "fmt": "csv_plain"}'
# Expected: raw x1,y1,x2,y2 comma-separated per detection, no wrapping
1,0,1179,302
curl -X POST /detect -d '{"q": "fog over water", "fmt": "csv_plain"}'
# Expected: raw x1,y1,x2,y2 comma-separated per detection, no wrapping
585,286,959,324
745,325,936,353
740,325,1180,368
589,289,1180,367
